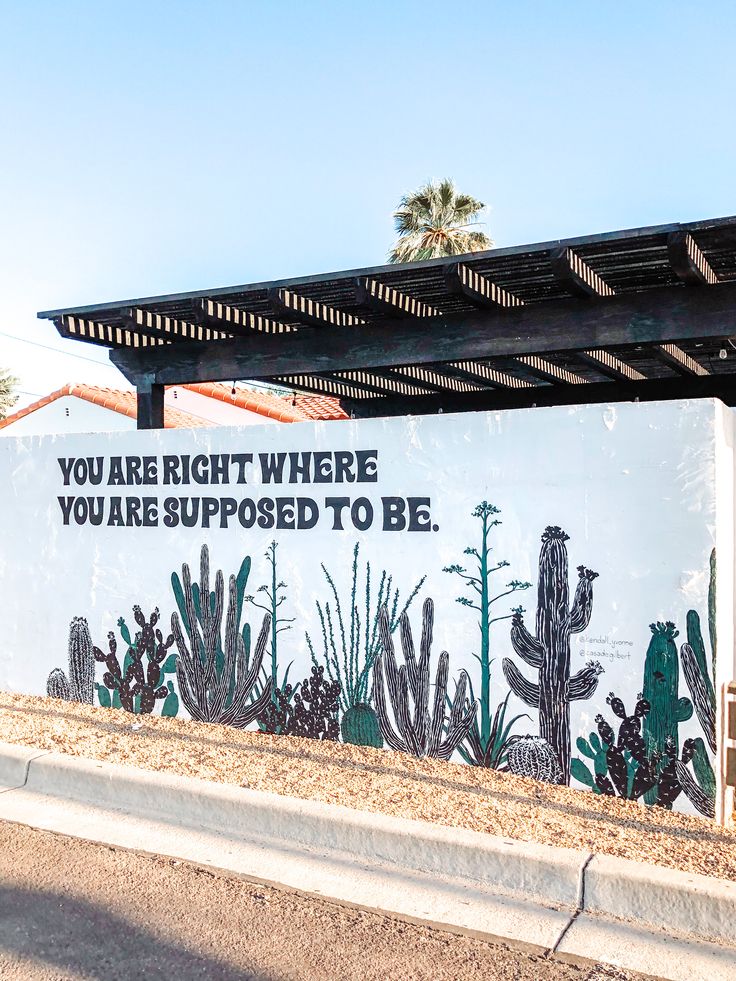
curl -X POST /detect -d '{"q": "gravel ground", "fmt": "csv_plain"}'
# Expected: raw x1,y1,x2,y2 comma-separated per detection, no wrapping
1,691,734,882
0,820,646,981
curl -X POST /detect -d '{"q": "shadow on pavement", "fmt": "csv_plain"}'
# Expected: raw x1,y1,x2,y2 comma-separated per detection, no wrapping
0,884,273,981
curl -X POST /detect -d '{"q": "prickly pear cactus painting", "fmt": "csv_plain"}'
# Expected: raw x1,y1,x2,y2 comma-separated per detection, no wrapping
502,527,604,784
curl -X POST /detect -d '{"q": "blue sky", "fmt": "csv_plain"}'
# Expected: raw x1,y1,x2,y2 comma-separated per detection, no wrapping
1,1,735,407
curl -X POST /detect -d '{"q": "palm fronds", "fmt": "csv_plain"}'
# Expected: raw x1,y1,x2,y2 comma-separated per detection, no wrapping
389,178,493,263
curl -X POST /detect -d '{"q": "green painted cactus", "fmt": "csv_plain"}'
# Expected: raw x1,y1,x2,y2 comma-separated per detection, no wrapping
642,621,692,805
340,702,383,748
680,609,717,754
571,730,608,792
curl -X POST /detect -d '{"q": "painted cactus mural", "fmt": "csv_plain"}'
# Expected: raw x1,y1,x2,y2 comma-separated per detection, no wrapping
641,622,693,804
306,542,425,748
171,544,272,727
506,736,562,783
444,502,531,767
245,540,295,716
94,607,175,714
680,552,717,755
47,617,95,704
372,598,476,759
502,526,603,784
572,694,661,801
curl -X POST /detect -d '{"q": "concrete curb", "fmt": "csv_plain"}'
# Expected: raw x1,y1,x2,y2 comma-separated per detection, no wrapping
23,749,585,910
0,743,48,790
0,742,734,977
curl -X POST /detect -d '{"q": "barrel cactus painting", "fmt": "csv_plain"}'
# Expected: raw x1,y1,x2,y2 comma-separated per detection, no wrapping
341,702,383,748
506,735,562,784
502,526,604,784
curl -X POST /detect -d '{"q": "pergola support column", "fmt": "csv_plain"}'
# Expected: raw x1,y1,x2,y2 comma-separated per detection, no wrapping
136,381,165,429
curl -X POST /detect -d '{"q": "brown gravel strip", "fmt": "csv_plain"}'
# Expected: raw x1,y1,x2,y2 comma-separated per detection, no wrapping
1,691,734,883
0,820,645,981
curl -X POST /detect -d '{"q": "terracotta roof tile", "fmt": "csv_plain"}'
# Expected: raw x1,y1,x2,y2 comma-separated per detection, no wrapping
0,384,210,431
182,382,348,422
0,381,349,432
291,393,349,421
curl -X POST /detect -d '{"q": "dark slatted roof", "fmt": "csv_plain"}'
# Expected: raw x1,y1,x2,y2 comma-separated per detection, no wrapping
37,215,736,415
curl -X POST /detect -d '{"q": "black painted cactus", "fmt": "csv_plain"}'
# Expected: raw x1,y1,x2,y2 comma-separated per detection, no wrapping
47,617,95,704
94,607,174,715
289,666,341,741
502,526,603,784
372,598,476,760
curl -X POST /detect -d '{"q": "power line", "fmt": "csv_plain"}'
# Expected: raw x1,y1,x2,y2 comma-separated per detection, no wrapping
0,330,114,368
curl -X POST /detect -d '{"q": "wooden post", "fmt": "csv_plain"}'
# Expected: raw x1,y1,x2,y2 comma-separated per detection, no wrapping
136,381,164,430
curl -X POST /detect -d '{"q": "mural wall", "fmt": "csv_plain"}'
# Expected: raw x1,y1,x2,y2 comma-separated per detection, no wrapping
0,398,733,819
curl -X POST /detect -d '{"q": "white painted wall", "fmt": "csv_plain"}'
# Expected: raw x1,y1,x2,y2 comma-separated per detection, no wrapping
0,397,133,437
0,399,729,817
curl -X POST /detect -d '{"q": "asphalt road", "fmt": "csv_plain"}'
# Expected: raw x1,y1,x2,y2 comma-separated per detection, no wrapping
0,820,646,981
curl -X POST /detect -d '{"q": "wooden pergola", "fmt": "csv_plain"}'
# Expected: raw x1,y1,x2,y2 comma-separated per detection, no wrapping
37,215,736,429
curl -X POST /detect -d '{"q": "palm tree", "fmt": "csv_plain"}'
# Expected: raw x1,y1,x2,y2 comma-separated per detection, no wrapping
0,368,18,419
388,178,493,263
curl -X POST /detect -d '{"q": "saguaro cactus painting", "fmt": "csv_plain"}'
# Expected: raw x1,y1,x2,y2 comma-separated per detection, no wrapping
47,617,95,704
502,526,603,784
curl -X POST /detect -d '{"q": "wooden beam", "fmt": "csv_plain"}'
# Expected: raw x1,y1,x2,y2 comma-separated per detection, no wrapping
60,315,169,350
667,231,719,286
136,382,165,429
445,263,524,309
355,278,441,319
390,366,488,393
198,298,295,334
655,343,710,377
109,281,736,386
515,355,588,385
576,349,646,382
124,308,232,343
329,370,437,397
344,375,736,419
442,360,535,389
268,287,365,328
550,247,615,299
275,374,383,401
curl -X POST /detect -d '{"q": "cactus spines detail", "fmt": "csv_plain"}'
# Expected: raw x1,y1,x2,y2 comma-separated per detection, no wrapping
47,617,95,704
372,598,476,760
502,526,603,784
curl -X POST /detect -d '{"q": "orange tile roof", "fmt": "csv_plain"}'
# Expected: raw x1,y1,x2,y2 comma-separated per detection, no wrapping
0,382,349,431
0,384,209,431
182,382,349,423
291,393,350,421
